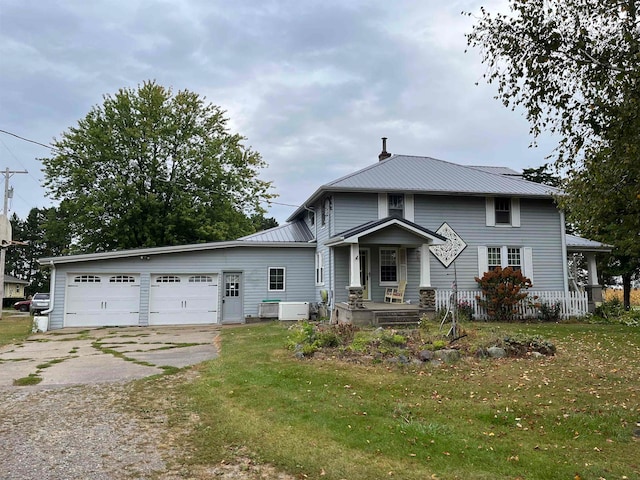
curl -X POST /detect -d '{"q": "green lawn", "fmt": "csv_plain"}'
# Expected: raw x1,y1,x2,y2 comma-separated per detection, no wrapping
155,322,639,479
0,311,32,347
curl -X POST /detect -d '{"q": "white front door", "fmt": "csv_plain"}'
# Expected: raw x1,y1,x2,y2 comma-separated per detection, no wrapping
149,274,219,325
65,274,140,327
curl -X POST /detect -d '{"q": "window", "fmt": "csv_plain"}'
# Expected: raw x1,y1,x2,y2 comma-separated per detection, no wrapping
486,197,520,227
189,275,213,283
109,275,135,283
321,198,330,227
74,275,101,283
487,247,522,271
388,194,404,218
308,210,315,226
225,274,240,297
379,248,398,284
495,198,511,225
268,267,285,291
156,275,180,283
315,252,324,285
487,247,501,271
507,248,522,271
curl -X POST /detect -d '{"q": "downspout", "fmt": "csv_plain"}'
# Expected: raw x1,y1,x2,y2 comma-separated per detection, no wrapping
42,261,55,315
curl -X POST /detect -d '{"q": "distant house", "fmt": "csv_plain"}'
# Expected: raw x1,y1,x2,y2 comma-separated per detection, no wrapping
39,141,609,329
4,275,29,300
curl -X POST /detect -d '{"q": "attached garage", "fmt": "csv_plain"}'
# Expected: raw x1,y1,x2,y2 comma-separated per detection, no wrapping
65,274,140,327
149,274,218,325
40,237,316,330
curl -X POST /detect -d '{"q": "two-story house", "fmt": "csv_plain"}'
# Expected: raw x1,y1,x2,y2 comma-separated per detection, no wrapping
39,141,608,329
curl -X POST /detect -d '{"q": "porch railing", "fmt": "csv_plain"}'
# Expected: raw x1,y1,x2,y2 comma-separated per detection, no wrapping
435,289,589,320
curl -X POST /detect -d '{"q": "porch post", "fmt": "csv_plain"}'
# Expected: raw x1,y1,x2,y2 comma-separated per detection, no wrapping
349,243,361,288
347,243,364,309
419,244,431,287
585,252,603,312
419,244,436,313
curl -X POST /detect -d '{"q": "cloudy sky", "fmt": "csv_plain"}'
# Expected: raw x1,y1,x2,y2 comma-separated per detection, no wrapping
0,0,557,225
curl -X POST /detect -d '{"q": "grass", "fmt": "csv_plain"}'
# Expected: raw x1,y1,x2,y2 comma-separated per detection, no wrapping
0,312,32,347
153,321,640,480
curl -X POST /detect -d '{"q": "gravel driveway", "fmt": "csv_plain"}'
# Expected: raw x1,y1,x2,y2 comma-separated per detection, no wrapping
0,327,294,480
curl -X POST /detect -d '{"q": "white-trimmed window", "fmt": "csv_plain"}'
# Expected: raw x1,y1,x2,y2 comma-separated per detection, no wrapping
379,248,398,285
487,247,502,271
109,275,135,283
189,275,213,283
156,275,181,283
308,209,315,226
315,252,324,285
507,248,522,271
268,267,285,291
388,194,404,218
478,246,533,282
486,197,520,227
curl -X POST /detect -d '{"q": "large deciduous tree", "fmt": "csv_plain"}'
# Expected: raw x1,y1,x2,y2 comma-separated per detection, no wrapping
42,81,275,253
467,1,640,307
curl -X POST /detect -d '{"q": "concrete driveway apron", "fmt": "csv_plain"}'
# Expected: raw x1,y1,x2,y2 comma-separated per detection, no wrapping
0,325,220,387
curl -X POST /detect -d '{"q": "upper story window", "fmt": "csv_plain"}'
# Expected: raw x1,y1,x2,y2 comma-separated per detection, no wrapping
388,194,404,218
321,198,330,227
308,209,315,226
486,197,520,227
495,198,511,225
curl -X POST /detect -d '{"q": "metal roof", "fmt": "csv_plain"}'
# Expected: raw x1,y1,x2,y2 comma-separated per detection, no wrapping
565,234,613,252
326,217,446,247
39,239,315,266
288,154,560,221
469,166,523,177
239,221,313,242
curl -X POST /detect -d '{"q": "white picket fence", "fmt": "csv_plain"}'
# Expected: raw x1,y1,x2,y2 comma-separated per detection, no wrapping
435,289,588,320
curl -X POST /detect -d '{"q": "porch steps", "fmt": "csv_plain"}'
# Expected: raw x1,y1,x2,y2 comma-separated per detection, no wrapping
374,310,420,326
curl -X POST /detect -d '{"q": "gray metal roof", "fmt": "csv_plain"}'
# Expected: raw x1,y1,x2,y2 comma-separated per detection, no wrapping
327,216,445,246
239,221,313,242
566,234,613,252
469,166,522,177
4,274,28,284
39,239,315,266
288,154,560,221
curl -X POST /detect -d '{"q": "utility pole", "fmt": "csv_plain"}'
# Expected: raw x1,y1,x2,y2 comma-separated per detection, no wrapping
0,168,28,318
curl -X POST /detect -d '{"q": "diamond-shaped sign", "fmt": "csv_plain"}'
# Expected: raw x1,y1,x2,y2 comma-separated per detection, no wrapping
429,222,466,268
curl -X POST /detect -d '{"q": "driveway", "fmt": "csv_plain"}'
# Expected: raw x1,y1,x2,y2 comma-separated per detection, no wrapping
0,325,220,387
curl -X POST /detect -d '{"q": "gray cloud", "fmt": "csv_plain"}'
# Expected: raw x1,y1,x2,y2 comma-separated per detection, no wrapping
0,0,554,224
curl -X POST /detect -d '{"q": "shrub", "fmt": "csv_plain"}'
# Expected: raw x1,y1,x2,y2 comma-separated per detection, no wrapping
538,301,562,322
475,267,533,321
501,334,556,356
457,300,474,321
594,298,625,320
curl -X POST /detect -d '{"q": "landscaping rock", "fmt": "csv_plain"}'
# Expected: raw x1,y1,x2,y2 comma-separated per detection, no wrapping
530,351,544,359
418,350,434,362
487,346,507,358
433,349,460,363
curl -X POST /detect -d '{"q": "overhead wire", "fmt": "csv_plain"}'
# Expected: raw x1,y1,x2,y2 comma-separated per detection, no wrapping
0,128,303,214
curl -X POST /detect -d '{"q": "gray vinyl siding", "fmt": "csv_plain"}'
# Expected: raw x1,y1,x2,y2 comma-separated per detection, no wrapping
328,194,564,304
414,195,564,290
47,246,314,329
333,192,378,233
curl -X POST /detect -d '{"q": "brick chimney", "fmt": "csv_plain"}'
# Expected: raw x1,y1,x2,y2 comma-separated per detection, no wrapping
378,137,391,161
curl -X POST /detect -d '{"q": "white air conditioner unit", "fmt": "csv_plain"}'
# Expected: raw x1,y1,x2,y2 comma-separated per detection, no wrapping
278,302,309,321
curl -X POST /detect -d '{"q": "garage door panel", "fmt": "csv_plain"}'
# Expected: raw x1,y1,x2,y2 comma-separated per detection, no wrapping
149,274,218,325
65,274,140,327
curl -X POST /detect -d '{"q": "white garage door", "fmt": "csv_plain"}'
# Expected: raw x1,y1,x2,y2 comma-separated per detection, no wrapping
149,274,218,325
65,274,141,327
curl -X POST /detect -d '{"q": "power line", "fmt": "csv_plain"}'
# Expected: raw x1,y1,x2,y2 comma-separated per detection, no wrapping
0,129,306,212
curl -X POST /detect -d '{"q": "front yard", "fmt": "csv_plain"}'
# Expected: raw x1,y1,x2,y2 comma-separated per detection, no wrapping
142,321,639,480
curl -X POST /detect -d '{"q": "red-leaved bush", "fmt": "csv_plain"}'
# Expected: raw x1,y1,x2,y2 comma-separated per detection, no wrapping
475,267,533,321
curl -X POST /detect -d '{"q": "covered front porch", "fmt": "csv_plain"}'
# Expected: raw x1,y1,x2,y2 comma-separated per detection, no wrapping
326,217,446,325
